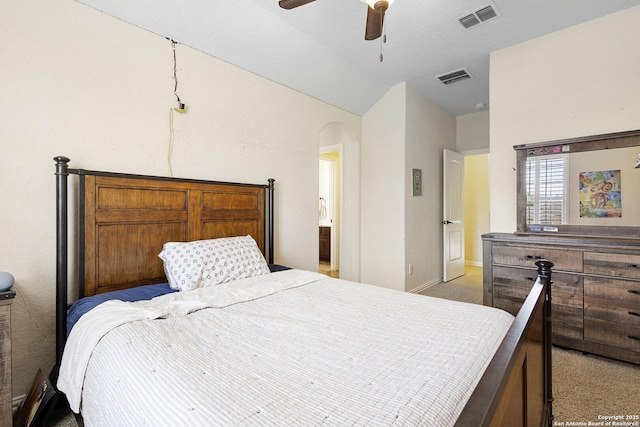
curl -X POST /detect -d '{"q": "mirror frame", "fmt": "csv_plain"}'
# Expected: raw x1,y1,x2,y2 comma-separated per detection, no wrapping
514,129,640,238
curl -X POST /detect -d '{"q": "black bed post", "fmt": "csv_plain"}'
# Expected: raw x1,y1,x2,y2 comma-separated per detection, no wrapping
536,260,554,425
267,178,275,264
54,156,70,378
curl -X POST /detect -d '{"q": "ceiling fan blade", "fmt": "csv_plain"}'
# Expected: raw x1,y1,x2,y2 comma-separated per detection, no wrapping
364,6,384,40
279,0,316,9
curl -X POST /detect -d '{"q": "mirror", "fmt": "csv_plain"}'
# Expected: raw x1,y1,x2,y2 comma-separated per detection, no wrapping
514,129,640,238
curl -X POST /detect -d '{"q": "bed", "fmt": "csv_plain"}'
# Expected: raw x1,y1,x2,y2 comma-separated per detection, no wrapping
53,156,554,426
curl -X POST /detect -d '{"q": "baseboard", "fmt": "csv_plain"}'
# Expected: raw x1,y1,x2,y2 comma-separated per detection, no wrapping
465,260,483,267
409,278,442,294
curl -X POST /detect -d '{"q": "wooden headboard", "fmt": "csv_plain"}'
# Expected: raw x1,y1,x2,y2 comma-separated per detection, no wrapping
55,156,274,365
79,173,270,297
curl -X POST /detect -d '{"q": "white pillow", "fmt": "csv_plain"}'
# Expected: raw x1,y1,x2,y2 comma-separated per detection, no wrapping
158,235,270,291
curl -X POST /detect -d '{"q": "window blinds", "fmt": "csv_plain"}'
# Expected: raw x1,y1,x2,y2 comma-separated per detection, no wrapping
526,156,567,225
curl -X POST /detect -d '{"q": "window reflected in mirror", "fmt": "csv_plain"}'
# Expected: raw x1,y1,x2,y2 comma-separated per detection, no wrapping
515,129,640,237
526,155,568,225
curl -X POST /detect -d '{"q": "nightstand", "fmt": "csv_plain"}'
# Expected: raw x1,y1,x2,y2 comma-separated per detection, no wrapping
0,290,15,427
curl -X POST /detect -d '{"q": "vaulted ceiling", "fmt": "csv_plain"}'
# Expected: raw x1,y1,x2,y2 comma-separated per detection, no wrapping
77,0,640,116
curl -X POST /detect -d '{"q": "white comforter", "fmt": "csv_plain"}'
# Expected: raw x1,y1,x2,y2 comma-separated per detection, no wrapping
58,269,514,426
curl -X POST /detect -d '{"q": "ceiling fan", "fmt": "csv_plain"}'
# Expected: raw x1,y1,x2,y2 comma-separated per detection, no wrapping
278,0,394,41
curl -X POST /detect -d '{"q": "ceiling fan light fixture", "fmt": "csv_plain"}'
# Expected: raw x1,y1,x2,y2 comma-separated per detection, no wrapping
362,0,393,11
362,0,392,41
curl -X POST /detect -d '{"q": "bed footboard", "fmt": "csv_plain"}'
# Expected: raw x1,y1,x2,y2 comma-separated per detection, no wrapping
456,260,553,427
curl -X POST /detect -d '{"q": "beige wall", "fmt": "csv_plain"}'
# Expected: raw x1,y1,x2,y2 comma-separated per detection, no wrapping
361,84,407,290
361,83,456,292
489,6,640,233
2,0,360,398
457,111,490,153
405,85,457,291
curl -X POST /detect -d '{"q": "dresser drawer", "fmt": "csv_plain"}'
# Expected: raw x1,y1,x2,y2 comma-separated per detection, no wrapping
584,277,640,303
584,276,640,357
584,297,640,327
584,277,640,327
584,252,640,280
493,266,583,339
549,272,584,341
492,245,583,272
492,266,535,316
584,317,640,357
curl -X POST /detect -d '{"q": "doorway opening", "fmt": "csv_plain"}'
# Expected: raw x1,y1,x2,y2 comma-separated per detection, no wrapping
462,152,490,269
319,150,340,278
444,150,490,282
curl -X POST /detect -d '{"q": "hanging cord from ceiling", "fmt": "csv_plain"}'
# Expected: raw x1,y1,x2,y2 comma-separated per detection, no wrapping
169,38,185,110
166,38,186,177
168,108,176,177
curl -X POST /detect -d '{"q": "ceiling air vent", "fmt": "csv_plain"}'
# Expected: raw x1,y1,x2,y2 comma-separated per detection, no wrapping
436,68,472,85
458,14,480,29
475,5,498,22
457,2,500,30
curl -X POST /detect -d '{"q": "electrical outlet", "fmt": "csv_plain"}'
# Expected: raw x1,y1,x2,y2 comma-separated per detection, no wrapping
408,264,414,275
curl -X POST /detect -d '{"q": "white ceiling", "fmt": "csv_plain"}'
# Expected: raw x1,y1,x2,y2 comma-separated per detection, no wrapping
77,0,640,116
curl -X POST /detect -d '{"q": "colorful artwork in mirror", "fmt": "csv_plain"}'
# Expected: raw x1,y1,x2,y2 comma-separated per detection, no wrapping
579,169,621,218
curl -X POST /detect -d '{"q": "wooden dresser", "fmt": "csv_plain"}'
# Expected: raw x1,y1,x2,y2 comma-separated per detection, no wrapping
483,233,640,364
0,291,14,427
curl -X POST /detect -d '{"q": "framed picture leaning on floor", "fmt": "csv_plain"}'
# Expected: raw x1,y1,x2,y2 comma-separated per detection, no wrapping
13,369,58,427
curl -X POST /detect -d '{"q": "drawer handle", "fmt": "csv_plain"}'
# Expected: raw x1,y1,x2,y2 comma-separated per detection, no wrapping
629,311,640,317
627,263,640,269
629,289,640,296
524,255,544,260
629,335,640,342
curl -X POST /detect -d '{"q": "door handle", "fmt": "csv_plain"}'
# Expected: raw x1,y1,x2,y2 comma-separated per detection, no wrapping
442,220,453,225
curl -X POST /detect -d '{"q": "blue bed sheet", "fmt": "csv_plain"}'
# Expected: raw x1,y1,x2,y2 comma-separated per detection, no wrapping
66,283,177,336
66,264,291,335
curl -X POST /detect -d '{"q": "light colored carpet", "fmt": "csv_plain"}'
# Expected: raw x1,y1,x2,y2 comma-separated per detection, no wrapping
48,406,78,427
419,265,484,305
420,266,640,424
50,265,639,425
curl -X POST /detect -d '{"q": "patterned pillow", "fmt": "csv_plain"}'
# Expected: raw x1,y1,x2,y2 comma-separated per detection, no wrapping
158,235,270,291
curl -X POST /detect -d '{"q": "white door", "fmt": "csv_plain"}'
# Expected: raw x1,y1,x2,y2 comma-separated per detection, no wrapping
443,149,465,282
